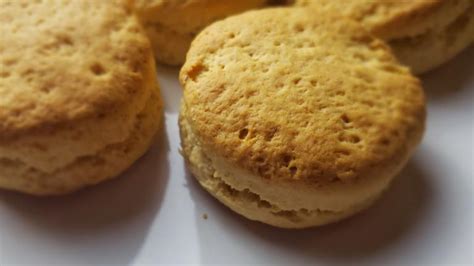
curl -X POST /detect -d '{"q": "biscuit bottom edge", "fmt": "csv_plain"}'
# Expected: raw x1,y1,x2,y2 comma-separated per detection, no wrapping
0,87,163,196
180,112,389,229
192,163,381,229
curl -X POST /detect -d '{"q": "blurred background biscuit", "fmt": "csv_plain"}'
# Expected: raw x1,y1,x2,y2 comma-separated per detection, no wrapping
133,0,268,65
294,0,474,74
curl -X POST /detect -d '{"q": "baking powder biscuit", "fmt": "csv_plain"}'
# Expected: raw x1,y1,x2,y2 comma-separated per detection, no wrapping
0,0,163,195
179,8,426,228
294,0,474,74
134,0,267,65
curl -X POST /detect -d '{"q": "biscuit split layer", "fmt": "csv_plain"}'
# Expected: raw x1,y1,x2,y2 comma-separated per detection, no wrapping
180,107,386,228
0,88,162,195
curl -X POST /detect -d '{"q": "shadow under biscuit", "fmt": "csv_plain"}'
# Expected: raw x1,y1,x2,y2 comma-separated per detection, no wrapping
186,158,433,264
421,45,474,100
0,128,170,265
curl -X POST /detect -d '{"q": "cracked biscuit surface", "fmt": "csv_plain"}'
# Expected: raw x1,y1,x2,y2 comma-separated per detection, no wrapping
0,0,163,195
179,8,426,228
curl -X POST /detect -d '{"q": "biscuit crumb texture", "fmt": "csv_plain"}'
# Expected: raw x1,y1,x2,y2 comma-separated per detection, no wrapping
133,0,267,65
0,0,163,195
180,8,426,228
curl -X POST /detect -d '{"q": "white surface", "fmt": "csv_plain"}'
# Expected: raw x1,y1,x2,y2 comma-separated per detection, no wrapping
0,47,473,266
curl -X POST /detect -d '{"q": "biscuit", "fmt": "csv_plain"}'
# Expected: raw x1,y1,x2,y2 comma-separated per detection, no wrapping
179,8,426,228
0,0,163,195
133,0,267,65
294,0,474,74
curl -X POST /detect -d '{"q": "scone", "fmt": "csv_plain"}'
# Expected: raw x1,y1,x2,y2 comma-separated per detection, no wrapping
133,0,267,65
293,0,474,74
179,8,426,228
0,0,163,195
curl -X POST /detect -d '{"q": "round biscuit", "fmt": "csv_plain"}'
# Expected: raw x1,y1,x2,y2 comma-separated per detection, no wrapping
134,0,267,65
179,7,426,228
0,0,163,195
293,0,474,74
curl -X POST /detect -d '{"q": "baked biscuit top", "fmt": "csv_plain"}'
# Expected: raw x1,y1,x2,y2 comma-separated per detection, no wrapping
0,0,153,138
181,8,426,184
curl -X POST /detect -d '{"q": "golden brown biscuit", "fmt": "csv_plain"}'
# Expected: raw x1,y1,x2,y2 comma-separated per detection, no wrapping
294,0,474,74
179,8,426,228
0,0,163,195
133,0,267,65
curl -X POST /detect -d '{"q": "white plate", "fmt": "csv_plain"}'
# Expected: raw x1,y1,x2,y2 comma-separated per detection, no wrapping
0,47,473,266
